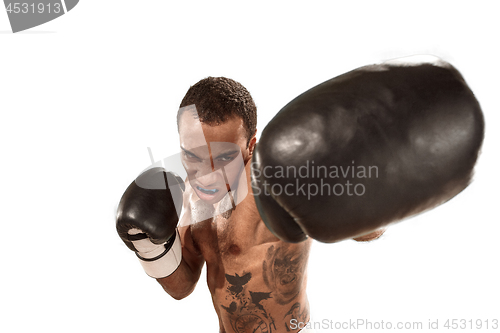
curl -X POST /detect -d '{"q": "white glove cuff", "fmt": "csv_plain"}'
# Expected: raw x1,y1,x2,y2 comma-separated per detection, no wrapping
136,229,182,278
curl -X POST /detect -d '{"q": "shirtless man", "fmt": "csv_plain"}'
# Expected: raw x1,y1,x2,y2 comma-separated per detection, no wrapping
117,59,482,332
116,77,383,333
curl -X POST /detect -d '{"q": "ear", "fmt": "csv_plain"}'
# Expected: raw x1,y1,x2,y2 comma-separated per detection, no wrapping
248,129,257,156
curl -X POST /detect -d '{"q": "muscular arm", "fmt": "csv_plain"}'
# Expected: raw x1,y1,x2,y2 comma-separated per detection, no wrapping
156,224,205,300
156,182,205,300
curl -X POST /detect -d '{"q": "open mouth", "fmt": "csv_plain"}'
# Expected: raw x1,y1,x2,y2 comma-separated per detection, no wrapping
196,186,219,195
194,185,222,202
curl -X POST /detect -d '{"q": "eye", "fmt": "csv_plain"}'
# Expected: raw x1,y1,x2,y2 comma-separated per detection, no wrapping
217,155,235,162
183,151,201,161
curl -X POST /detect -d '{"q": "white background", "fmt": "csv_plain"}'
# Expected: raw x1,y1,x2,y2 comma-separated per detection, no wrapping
1,1,499,332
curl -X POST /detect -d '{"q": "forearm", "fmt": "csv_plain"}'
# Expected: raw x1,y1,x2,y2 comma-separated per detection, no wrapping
156,256,204,300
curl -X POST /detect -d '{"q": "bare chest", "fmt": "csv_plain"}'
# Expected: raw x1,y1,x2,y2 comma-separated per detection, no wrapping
191,206,270,264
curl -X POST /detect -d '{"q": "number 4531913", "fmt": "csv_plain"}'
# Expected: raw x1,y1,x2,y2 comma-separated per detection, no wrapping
444,319,498,330
6,3,62,14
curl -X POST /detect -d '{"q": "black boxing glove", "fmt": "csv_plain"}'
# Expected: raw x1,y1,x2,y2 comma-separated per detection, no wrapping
251,55,484,243
116,167,185,278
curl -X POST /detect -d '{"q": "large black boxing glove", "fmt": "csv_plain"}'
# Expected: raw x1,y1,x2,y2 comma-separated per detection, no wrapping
116,167,185,278
252,56,484,243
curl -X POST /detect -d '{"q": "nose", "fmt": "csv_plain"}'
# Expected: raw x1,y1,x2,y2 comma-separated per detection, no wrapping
195,170,223,188
191,156,214,176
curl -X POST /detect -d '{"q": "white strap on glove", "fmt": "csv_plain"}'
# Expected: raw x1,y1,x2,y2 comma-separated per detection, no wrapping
128,228,182,278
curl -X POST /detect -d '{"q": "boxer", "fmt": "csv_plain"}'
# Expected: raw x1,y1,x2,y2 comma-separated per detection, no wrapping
116,56,483,333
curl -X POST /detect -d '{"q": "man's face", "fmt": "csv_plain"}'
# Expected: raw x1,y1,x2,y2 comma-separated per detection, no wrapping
178,110,253,205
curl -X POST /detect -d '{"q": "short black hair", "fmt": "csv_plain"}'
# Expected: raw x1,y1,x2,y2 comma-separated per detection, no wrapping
178,77,257,147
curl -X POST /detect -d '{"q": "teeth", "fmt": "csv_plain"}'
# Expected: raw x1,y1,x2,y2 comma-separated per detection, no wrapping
197,186,218,195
